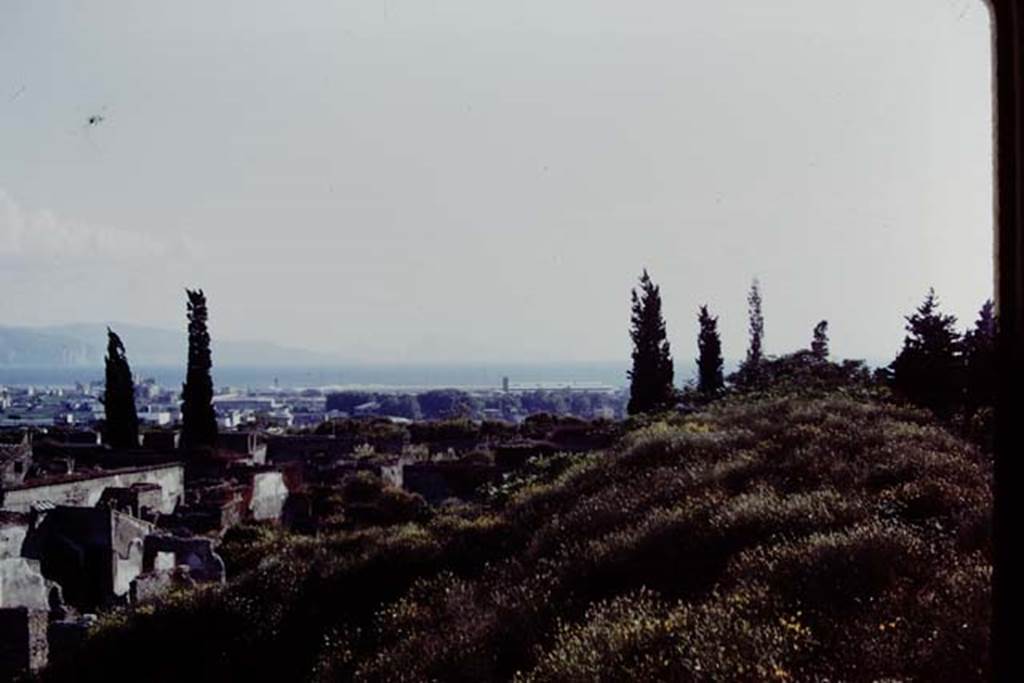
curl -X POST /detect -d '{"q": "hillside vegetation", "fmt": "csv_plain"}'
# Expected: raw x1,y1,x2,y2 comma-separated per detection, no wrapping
45,385,991,682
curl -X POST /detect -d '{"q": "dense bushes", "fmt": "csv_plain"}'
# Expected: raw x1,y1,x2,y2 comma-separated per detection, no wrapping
302,472,431,533
408,418,481,444
217,522,293,576
312,417,410,445
341,473,431,528
522,587,802,682
46,388,991,682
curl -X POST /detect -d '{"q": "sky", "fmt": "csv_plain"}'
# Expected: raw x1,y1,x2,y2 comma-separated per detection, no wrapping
0,0,993,365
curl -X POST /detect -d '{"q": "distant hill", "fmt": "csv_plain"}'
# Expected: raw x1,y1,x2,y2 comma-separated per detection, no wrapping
0,323,338,367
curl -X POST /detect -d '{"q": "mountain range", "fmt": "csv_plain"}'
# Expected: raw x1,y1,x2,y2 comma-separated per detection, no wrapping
0,323,337,367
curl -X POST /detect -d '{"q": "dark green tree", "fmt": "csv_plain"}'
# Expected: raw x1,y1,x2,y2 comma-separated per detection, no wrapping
102,327,139,449
180,289,218,450
963,299,996,413
811,320,829,360
417,389,479,420
627,269,675,414
743,278,765,372
696,305,724,395
888,288,964,419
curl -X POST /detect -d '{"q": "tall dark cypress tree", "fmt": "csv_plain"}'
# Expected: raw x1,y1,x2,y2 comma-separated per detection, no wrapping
102,328,139,449
743,278,765,372
811,320,829,360
180,289,218,450
696,305,724,395
627,269,675,414
888,288,964,419
963,298,996,413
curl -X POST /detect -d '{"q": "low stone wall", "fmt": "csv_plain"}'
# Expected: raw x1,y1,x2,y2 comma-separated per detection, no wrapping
0,464,185,514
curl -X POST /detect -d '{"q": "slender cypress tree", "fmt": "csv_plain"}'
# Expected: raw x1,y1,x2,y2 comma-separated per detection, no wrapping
696,305,724,395
102,327,139,449
963,299,996,413
627,269,675,414
811,320,829,360
180,289,218,450
888,288,964,419
743,278,765,371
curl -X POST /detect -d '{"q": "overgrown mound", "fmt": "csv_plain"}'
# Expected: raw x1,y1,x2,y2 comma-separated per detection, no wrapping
45,390,991,682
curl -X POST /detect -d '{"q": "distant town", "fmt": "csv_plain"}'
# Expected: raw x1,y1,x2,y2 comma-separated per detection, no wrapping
0,367,628,675
0,375,627,431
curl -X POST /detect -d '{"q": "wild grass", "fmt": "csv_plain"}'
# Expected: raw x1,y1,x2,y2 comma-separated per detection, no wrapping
44,387,991,682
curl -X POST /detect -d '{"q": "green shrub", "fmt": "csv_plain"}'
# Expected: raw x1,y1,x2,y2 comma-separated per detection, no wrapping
520,587,804,682
731,520,930,609
217,522,291,577
49,389,991,682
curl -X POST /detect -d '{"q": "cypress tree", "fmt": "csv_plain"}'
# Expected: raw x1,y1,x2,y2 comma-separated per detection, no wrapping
811,320,829,360
102,327,139,449
730,278,767,390
696,305,724,395
627,269,675,414
963,299,996,413
743,278,765,371
888,288,964,419
180,288,218,450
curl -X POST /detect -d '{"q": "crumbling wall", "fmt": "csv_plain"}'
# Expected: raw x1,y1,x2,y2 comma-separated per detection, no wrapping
21,507,152,608
160,499,245,535
0,463,184,514
110,512,153,598
0,515,29,560
113,537,145,598
130,565,195,605
98,483,164,519
250,470,288,521
217,432,267,464
0,558,49,610
142,535,225,584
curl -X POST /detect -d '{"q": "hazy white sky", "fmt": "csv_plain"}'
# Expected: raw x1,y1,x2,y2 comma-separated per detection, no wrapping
0,0,993,364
